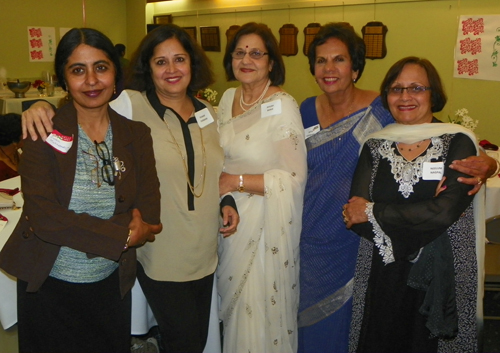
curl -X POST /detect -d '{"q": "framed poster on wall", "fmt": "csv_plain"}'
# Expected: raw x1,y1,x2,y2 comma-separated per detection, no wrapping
183,27,197,41
153,15,172,25
200,26,221,52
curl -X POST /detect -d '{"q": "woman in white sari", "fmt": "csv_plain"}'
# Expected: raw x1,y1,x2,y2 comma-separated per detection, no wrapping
217,22,307,353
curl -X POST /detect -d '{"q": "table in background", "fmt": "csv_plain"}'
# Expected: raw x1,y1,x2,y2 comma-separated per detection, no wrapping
486,176,500,219
0,176,221,352
0,89,66,114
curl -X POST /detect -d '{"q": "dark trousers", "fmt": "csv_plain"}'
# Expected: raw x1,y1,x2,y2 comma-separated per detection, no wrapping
137,263,213,353
17,269,131,353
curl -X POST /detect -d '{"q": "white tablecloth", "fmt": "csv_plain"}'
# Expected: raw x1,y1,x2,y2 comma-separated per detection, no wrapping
486,176,500,220
0,176,221,352
0,89,66,114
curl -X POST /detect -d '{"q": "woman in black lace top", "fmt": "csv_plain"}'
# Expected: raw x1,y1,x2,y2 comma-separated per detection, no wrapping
343,57,483,353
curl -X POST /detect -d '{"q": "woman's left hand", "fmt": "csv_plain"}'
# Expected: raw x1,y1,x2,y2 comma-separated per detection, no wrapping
449,151,497,195
343,196,369,229
220,205,240,237
219,172,236,196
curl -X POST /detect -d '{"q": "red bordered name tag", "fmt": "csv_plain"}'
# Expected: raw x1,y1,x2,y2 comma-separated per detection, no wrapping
45,130,73,154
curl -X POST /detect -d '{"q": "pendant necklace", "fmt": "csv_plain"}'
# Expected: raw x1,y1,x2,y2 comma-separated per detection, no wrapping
239,79,271,112
163,114,207,198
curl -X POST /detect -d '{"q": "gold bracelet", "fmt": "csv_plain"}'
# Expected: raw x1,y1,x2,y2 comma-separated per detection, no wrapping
123,229,132,251
237,174,245,193
493,159,500,177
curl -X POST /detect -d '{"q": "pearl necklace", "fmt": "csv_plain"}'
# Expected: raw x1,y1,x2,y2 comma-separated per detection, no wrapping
163,116,207,198
239,79,271,112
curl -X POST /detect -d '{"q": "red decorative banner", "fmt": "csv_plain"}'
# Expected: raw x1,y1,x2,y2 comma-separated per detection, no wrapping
27,26,56,62
454,15,500,81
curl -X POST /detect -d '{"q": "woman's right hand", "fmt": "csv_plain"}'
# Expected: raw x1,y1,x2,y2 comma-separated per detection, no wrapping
126,208,163,248
22,100,56,141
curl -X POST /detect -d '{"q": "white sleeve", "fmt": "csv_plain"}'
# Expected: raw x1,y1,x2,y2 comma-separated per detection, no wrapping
109,90,133,120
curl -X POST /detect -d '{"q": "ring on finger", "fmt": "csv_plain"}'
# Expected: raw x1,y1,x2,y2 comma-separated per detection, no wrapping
477,177,483,185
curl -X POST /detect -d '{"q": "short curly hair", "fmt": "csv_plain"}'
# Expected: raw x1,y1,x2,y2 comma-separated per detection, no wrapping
0,113,22,146
307,22,366,82
379,56,447,113
223,22,285,86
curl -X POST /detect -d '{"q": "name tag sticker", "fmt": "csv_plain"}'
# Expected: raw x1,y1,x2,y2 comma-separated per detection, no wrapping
261,99,282,118
305,124,320,139
195,108,214,128
45,130,73,154
423,161,444,180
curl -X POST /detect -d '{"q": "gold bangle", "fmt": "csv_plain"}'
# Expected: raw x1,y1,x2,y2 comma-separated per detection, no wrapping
124,229,131,250
493,159,500,177
237,174,245,193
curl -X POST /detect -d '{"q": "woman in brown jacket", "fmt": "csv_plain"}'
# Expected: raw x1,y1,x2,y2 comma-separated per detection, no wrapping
0,28,162,353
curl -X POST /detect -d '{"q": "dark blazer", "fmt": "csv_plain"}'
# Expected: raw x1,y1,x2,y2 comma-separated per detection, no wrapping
0,102,161,298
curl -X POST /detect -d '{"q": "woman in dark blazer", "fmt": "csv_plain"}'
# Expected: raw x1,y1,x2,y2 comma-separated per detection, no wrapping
0,28,162,353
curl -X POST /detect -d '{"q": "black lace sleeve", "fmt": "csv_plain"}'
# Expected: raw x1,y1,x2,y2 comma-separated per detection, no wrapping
349,143,376,240
351,133,476,258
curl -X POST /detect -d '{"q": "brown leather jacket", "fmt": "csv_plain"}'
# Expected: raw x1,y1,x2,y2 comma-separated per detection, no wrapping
0,103,161,298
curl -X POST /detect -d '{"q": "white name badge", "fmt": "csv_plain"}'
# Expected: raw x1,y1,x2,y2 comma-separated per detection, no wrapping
261,99,282,118
305,124,320,139
194,108,215,128
45,130,73,154
422,161,444,180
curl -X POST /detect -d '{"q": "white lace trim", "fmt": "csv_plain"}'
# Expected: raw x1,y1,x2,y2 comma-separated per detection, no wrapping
366,202,395,264
378,137,443,198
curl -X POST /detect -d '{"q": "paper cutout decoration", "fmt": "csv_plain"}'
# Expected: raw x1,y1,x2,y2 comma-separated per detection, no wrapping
454,15,500,81
362,21,388,59
226,25,241,46
27,26,56,62
279,24,299,56
303,23,321,56
200,26,221,52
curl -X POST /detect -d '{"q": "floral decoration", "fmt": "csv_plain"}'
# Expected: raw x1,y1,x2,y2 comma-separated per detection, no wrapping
197,88,218,104
33,79,46,90
448,108,478,132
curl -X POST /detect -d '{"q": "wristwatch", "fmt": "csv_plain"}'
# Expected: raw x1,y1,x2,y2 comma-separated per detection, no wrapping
237,174,245,193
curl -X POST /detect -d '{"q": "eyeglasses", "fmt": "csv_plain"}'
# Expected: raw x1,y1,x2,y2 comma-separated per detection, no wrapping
82,149,101,187
94,141,115,186
231,50,268,60
387,85,431,95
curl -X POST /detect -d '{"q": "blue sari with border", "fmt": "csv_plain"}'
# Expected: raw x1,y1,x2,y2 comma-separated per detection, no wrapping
298,96,393,353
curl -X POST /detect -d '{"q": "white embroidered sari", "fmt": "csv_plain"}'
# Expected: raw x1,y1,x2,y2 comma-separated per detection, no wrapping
217,88,307,353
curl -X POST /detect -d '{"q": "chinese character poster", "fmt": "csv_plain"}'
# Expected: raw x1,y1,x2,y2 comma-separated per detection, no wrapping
27,26,56,62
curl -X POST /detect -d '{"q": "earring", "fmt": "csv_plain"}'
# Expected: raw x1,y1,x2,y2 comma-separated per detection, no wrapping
113,85,116,95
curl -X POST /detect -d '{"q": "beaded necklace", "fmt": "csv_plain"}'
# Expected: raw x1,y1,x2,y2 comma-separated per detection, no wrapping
239,79,271,112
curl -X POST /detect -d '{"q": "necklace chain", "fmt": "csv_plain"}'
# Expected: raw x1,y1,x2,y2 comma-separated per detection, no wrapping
163,118,207,198
239,79,271,112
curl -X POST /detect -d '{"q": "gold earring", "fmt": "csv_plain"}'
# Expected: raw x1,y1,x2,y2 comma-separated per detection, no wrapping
113,85,116,95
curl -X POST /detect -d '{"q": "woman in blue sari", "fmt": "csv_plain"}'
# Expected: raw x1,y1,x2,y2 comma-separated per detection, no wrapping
298,22,496,353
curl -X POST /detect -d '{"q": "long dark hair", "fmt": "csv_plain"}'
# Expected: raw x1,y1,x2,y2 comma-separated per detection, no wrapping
126,24,214,94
